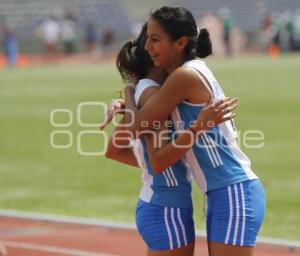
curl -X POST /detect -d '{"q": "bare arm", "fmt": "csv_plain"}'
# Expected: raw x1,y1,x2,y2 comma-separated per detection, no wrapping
144,126,197,173
139,86,238,173
125,67,210,133
105,117,139,168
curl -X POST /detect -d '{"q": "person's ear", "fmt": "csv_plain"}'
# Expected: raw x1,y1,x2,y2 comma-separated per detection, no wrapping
175,36,188,52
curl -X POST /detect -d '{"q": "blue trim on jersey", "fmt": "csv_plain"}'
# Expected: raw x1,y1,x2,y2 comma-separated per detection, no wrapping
140,138,193,208
175,102,253,191
134,79,192,209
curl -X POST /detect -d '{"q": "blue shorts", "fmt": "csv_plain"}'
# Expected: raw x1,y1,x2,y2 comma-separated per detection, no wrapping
135,200,195,251
206,179,266,246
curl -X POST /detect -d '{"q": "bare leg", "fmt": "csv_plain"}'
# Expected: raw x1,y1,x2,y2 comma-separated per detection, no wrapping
209,242,253,256
148,242,195,256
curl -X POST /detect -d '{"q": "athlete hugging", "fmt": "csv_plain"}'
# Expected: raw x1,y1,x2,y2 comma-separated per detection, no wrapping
102,6,265,256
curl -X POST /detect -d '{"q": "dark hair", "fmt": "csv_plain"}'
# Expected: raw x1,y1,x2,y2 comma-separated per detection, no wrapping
150,6,212,59
116,23,153,83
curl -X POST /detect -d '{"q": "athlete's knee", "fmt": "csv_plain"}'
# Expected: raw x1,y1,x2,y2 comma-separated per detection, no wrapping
148,242,195,256
209,242,254,256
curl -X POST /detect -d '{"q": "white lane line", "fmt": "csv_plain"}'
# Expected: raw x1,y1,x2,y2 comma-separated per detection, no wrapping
1,228,103,240
0,209,136,230
1,209,300,249
2,240,121,256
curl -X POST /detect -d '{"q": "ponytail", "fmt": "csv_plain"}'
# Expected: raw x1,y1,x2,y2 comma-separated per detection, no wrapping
196,28,212,58
116,22,152,83
151,7,212,59
116,40,139,83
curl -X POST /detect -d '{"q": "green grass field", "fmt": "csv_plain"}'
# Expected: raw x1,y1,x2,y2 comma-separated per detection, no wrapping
0,55,299,240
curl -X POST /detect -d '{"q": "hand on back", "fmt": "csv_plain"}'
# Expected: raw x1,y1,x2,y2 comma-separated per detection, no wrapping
192,97,238,133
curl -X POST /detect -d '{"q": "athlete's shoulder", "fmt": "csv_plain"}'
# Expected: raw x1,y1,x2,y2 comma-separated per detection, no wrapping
170,62,212,103
136,78,159,88
167,65,200,87
135,79,160,107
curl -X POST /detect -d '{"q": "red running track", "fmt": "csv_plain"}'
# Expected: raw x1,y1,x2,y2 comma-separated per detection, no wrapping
0,216,300,256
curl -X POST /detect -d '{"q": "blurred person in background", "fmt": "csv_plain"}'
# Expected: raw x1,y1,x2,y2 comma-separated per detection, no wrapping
36,13,60,63
290,9,300,51
61,9,77,55
262,12,282,57
100,28,115,59
198,13,245,57
279,11,294,52
198,13,224,57
219,7,234,56
85,22,98,53
262,13,273,45
101,28,114,51
2,25,19,67
101,28,114,47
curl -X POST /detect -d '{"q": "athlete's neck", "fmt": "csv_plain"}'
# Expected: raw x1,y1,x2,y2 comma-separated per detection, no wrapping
146,67,167,85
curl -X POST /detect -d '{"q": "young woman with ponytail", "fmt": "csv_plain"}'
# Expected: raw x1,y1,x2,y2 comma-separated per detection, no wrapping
104,22,237,256
123,6,266,256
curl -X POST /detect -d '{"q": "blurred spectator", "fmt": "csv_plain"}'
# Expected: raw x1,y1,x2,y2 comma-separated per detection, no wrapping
271,12,281,47
268,11,297,53
2,25,19,67
263,14,272,32
198,12,245,57
286,12,295,50
36,15,60,62
262,12,281,57
219,7,234,56
101,28,114,47
85,22,98,52
262,13,273,40
293,9,300,50
198,13,224,56
280,11,293,51
262,13,273,43
60,11,77,54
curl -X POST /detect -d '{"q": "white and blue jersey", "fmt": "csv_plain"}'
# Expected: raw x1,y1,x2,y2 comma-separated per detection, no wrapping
132,79,195,250
171,60,258,193
132,79,193,209
171,60,265,247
